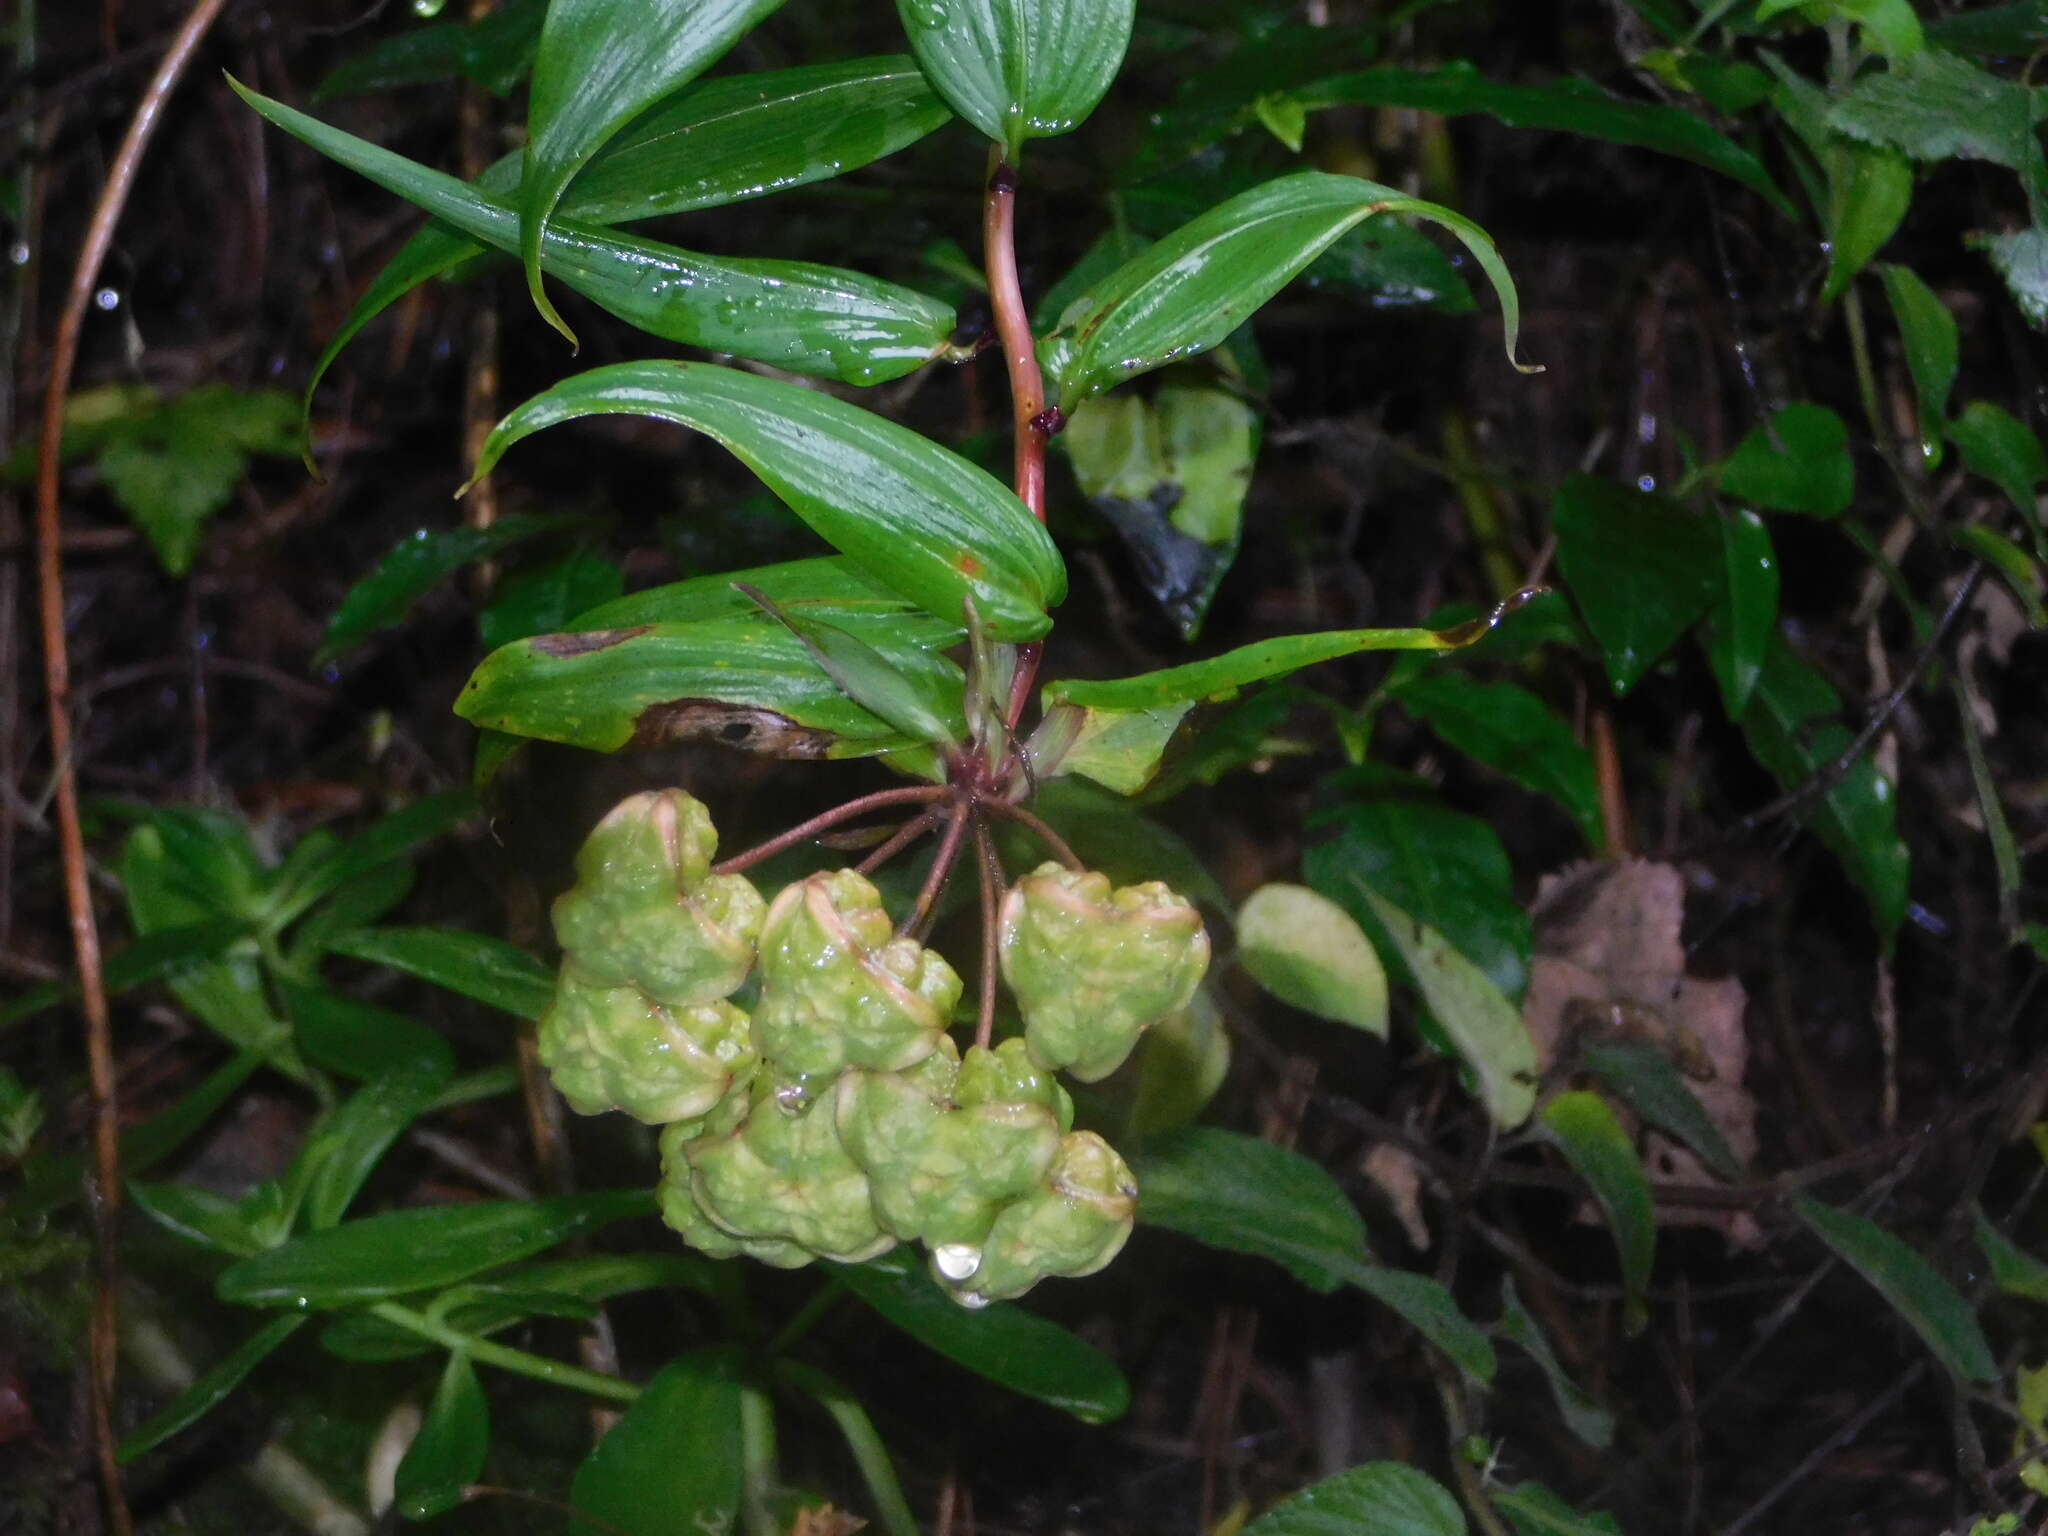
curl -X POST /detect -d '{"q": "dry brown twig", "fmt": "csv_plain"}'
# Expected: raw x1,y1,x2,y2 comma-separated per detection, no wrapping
32,0,233,1527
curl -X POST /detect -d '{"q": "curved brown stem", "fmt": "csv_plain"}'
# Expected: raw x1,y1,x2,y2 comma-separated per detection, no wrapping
712,785,947,876
982,798,1084,873
973,821,1004,1051
983,153,1047,523
902,797,973,940
36,3,231,1529
854,806,943,876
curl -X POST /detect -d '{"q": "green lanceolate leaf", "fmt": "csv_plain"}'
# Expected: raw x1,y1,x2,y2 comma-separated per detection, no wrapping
1820,139,1912,304
455,617,966,758
1360,889,1538,1128
573,556,956,638
1496,1275,1615,1449
1797,1197,1997,1382
318,515,585,663
1735,632,1910,937
328,926,555,1019
217,1190,653,1307
897,0,1135,156
302,1054,455,1230
304,59,952,415
1043,595,1538,713
1974,1207,2048,1303
468,361,1063,639
1241,1461,1465,1536
1541,1092,1655,1332
1393,673,1602,848
0,919,244,1028
1879,265,1959,469
235,81,953,388
280,981,454,1083
1950,399,2048,555
1709,507,1778,718
831,1249,1129,1422
395,1350,490,1520
520,0,786,342
116,1316,309,1464
129,1181,263,1256
1291,63,1791,215
735,583,961,748
1580,1038,1742,1180
1045,171,1532,409
478,549,624,651
1236,882,1389,1036
1132,1126,1370,1292
773,1361,919,1536
1490,1482,1628,1536
1553,474,1722,695
571,1347,746,1536
318,0,543,97
1716,402,1854,517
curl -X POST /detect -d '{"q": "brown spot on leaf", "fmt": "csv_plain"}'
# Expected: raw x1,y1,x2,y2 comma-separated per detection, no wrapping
530,626,652,657
632,698,838,758
955,552,983,577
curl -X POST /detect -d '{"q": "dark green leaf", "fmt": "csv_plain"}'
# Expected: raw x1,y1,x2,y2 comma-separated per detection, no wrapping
471,362,1061,638
1362,889,1539,1128
1829,49,2048,173
1820,140,1912,303
1023,778,1228,911
1709,507,1778,718
318,515,585,664
1973,223,2048,330
571,1346,746,1536
1293,62,1791,214
1735,632,1910,937
1929,2,2048,55
1236,883,1388,1036
116,1317,308,1464
318,0,543,98
1394,674,1602,847
1491,1483,1627,1536
1716,403,1854,517
303,1055,455,1230
1949,399,2048,554
1796,1197,1996,1382
265,792,477,933
236,81,953,387
303,58,952,414
1541,1092,1655,1330
1553,474,1722,694
455,618,964,758
329,926,555,1019
217,1190,653,1306
1496,1276,1614,1449
395,1350,489,1521
478,550,623,653
129,1180,263,1256
1132,1127,1370,1292
1974,1207,2048,1303
0,920,244,1027
281,980,454,1083
1045,170,1531,409
1580,1038,1741,1180
774,1361,919,1536
897,0,1134,156
1304,770,1529,1000
1879,265,1959,469
520,0,785,342
1241,1461,1465,1536
831,1249,1130,1422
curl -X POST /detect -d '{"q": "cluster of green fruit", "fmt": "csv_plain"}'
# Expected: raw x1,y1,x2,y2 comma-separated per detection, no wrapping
537,790,1210,1306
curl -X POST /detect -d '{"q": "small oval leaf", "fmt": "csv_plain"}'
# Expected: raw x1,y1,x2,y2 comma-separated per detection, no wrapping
116,1316,308,1464
1237,883,1389,1037
1242,1460,1466,1536
394,1350,489,1521
571,1347,746,1536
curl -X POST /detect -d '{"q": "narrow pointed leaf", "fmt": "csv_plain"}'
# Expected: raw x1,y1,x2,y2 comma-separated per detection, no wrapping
897,0,1134,156
1360,889,1537,1127
0,919,245,1028
520,0,785,341
735,583,959,747
831,1249,1129,1422
394,1351,489,1521
1820,140,1912,303
774,1362,919,1536
1879,264,1959,470
574,556,960,641
1797,1196,1996,1382
235,81,952,387
455,618,965,757
1046,171,1532,409
328,926,555,1019
1541,1092,1655,1331
469,361,1063,638
1241,1461,1465,1536
571,1347,745,1536
1974,1207,2048,1303
1043,595,1539,713
1553,474,1722,695
280,980,454,1083
1709,507,1777,718
1949,399,2048,555
217,1190,653,1306
116,1316,308,1464
303,1055,456,1230
1236,883,1389,1036
1497,1276,1615,1448
1580,1038,1741,1181
129,1181,264,1256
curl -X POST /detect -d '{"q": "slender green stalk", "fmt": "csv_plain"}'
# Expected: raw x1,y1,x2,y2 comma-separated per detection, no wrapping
775,1361,919,1536
738,1380,780,1536
764,1279,846,1356
370,1303,640,1404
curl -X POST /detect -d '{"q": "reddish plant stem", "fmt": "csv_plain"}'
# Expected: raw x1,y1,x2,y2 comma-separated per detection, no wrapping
973,822,1004,1051
712,785,947,875
854,806,943,876
902,796,973,939
981,798,1084,873
35,4,230,1530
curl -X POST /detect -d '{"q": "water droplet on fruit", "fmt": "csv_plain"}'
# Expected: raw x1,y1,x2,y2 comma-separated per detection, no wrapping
956,1289,989,1309
933,1243,981,1280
